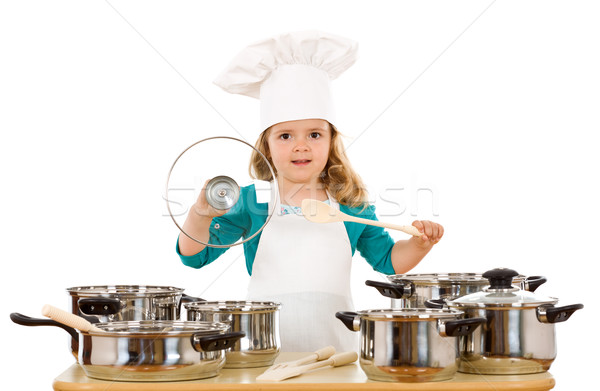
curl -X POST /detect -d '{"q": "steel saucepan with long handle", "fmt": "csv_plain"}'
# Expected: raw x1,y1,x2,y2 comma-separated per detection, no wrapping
10,305,244,382
366,272,546,309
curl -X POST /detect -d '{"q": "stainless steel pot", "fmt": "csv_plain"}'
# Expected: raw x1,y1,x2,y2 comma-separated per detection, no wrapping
185,301,280,368
67,285,203,323
336,309,485,382
10,313,244,381
444,268,583,375
366,272,546,309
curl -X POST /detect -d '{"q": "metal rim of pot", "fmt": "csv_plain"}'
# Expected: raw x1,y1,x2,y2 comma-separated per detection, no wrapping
66,285,185,297
85,319,229,336
184,300,281,313
337,308,487,338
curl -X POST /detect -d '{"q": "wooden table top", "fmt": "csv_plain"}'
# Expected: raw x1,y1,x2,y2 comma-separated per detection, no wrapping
53,353,556,391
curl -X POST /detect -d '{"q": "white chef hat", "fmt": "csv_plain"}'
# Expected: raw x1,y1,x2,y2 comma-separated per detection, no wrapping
213,30,358,133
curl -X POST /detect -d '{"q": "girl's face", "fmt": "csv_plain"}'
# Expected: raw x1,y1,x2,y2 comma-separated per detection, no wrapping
266,119,331,187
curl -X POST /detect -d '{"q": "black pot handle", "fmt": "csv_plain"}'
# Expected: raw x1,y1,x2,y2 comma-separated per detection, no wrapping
78,298,121,316
178,293,205,314
537,304,584,324
523,276,547,292
192,331,245,352
335,311,360,332
425,298,447,309
441,317,486,337
365,280,414,299
181,294,205,303
10,312,79,341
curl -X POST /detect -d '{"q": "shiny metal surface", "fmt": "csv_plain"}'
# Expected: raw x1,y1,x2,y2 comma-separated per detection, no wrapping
67,285,185,322
185,301,281,368
78,320,231,381
454,306,557,374
358,316,460,382
385,273,531,309
205,176,240,210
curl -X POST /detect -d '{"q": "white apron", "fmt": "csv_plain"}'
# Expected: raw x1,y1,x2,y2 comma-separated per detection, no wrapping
246,193,358,352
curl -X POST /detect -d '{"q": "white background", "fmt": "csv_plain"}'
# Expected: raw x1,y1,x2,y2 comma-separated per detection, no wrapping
1,1,598,389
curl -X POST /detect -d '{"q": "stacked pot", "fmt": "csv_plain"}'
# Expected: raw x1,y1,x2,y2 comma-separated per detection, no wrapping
432,268,583,375
10,285,281,382
342,268,583,382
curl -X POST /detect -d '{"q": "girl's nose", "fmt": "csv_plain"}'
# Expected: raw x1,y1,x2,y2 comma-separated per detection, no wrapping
293,142,309,152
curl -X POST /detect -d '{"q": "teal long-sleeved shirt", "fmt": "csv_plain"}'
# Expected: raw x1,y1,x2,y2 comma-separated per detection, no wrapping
176,185,396,275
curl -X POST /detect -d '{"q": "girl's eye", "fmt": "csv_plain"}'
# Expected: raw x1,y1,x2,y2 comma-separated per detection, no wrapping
309,132,321,139
280,133,291,140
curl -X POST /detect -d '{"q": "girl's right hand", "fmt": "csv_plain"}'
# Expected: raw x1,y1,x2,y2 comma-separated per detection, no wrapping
191,180,230,218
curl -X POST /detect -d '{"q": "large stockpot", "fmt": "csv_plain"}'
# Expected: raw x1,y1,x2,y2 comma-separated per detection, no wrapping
10,313,244,382
366,272,546,309
67,285,203,323
336,309,485,382
185,301,280,368
443,268,583,375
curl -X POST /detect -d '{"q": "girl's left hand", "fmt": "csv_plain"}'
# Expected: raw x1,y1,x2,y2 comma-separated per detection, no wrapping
412,220,444,247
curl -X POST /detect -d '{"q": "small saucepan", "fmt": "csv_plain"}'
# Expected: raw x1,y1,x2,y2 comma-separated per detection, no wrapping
185,301,281,368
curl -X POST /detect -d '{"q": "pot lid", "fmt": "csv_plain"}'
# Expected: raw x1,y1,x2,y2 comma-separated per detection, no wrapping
184,300,281,313
357,308,464,320
450,268,557,307
66,285,185,297
386,272,528,286
88,320,230,336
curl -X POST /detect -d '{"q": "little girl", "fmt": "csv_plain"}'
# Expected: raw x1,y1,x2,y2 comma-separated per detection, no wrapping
177,31,443,352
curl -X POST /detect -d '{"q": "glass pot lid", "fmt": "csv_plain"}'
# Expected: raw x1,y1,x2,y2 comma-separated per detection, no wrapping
450,268,557,307
165,136,278,248
90,320,230,336
66,285,185,297
357,308,464,320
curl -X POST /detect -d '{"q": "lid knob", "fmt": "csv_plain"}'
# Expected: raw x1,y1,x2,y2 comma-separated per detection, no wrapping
483,268,519,289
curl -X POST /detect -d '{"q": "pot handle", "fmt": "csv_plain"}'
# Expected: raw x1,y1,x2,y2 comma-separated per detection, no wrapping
78,298,121,316
522,276,547,292
178,294,205,315
191,331,245,352
537,304,584,324
9,312,79,341
365,280,414,299
181,294,205,303
440,317,486,337
335,311,361,332
424,298,447,309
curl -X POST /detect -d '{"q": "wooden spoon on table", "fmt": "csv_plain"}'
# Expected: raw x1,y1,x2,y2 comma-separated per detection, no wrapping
301,199,422,237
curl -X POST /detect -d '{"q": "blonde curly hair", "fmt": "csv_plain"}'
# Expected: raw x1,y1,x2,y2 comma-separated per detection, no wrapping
249,123,368,208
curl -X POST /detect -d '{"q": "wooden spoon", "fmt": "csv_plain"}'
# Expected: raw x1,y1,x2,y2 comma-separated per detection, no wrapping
301,199,422,237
